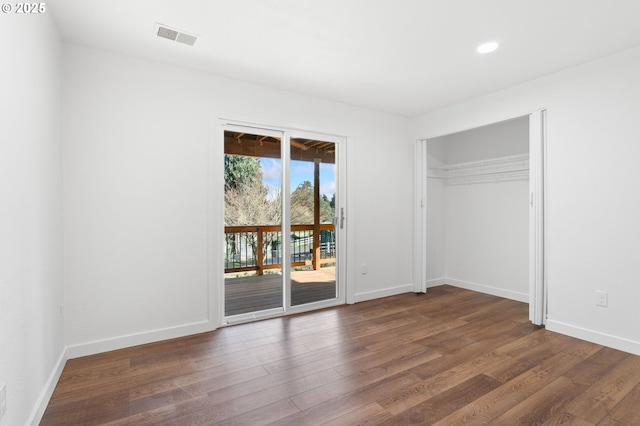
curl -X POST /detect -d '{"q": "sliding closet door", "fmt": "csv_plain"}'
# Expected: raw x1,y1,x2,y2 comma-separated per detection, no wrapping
529,110,546,325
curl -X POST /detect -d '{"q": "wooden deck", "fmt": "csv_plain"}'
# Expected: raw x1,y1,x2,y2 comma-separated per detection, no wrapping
225,267,337,316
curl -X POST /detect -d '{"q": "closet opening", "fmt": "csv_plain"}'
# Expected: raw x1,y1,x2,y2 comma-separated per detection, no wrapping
416,111,546,325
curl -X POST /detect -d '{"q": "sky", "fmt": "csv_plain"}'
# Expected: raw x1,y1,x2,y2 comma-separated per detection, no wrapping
261,158,336,200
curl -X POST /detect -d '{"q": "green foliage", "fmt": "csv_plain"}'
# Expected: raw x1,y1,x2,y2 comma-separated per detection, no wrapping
290,180,334,224
224,155,262,190
321,196,334,223
224,158,335,264
224,155,280,261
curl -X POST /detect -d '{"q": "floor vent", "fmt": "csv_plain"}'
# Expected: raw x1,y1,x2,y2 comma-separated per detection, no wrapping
155,23,197,46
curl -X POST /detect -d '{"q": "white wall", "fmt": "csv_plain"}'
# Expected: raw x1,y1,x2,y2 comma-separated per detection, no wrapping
63,44,413,355
439,117,529,164
444,180,529,300
413,46,640,355
426,118,530,301
0,12,64,426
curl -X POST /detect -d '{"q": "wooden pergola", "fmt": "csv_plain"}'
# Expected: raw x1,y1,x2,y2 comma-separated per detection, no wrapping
224,131,335,271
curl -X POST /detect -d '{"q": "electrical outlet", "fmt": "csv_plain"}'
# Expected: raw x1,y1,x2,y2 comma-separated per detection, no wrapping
0,382,7,421
596,291,608,307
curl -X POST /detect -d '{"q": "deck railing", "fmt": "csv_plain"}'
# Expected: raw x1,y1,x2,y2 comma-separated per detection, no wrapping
224,224,336,274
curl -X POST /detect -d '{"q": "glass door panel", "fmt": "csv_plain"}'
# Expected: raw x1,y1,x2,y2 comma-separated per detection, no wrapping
223,129,283,317
289,138,337,306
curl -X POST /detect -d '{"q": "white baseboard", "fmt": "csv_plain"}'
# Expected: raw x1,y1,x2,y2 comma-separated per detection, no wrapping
66,320,213,359
29,320,214,425
444,278,529,303
426,278,448,288
546,319,640,356
354,283,414,303
28,348,67,426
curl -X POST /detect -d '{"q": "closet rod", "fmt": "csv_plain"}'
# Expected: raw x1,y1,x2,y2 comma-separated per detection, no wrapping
435,154,529,171
427,168,529,179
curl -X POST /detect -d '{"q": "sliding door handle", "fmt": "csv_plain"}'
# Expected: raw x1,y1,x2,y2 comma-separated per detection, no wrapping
340,208,345,229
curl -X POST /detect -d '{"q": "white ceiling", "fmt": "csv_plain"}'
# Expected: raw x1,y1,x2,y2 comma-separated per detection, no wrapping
49,0,640,117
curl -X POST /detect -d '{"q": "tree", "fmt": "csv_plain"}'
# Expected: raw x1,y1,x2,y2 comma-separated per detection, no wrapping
224,155,281,266
290,181,313,225
225,179,280,227
290,181,334,224
224,159,335,269
320,194,334,223
224,154,280,227
224,155,261,191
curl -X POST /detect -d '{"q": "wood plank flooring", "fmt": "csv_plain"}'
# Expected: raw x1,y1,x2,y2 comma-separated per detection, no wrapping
41,285,640,425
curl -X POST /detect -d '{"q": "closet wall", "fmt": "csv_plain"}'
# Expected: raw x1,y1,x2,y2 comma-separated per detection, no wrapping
426,117,530,302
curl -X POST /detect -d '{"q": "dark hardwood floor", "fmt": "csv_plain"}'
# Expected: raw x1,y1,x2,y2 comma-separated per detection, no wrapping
41,285,640,425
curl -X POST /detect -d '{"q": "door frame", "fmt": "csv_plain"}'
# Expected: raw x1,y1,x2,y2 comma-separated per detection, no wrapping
528,110,547,325
210,116,348,327
414,109,547,325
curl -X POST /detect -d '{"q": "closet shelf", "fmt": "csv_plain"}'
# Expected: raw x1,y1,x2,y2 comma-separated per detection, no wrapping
428,153,529,185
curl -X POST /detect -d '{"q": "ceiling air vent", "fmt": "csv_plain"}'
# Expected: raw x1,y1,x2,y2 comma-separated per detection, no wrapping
155,23,197,46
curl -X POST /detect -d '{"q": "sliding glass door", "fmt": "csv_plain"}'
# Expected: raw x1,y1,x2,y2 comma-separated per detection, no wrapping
223,127,284,317
222,124,344,322
289,137,337,307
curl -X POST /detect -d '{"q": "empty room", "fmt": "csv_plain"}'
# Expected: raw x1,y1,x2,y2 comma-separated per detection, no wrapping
2,1,640,425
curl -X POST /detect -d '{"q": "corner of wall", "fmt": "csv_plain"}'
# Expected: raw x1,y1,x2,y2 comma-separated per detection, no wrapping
426,278,448,288
27,348,67,426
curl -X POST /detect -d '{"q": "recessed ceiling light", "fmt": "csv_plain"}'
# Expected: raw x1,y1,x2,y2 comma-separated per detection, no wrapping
477,42,498,54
